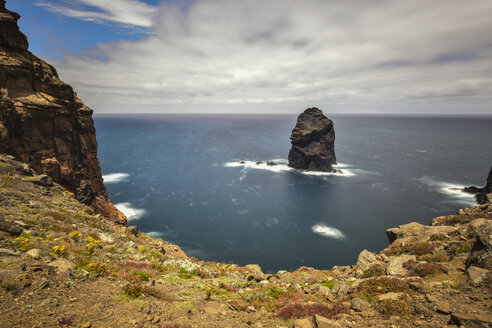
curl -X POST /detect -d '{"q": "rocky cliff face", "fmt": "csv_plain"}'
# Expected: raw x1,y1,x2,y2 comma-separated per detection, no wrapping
0,1,126,224
288,107,337,172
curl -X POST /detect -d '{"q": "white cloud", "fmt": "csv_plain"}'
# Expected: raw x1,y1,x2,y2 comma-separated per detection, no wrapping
50,0,492,113
35,0,157,27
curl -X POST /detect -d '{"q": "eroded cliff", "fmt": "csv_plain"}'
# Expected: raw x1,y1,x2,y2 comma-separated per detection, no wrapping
0,1,125,224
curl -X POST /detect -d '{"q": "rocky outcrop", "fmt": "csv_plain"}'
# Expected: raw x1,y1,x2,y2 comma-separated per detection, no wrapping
288,107,337,172
464,165,492,204
0,1,125,224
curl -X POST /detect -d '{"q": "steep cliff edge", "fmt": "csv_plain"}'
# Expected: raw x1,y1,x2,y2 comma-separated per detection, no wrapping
0,1,125,224
288,107,337,172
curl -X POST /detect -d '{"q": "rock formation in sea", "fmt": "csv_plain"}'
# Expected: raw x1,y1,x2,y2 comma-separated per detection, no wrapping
288,107,337,172
0,1,126,224
464,165,492,204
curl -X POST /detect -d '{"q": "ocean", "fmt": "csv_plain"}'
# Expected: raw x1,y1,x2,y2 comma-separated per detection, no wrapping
95,114,492,273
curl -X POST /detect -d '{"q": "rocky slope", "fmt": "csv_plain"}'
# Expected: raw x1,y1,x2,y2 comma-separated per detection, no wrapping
0,154,491,328
288,108,337,172
0,1,125,224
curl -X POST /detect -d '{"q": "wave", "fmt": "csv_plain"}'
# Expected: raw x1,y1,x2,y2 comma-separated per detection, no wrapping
419,177,476,205
115,202,146,222
103,173,130,184
311,224,345,239
225,160,355,177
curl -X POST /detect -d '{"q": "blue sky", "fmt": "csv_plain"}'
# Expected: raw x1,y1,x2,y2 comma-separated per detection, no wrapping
6,0,492,114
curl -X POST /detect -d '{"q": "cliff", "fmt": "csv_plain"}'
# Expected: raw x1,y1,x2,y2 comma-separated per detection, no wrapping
0,154,491,327
0,1,125,224
288,107,337,172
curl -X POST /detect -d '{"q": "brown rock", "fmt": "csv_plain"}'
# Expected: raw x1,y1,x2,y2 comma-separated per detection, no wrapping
288,107,337,172
0,2,125,224
450,312,492,327
313,314,341,328
293,317,315,328
386,255,416,276
467,266,490,286
436,301,452,315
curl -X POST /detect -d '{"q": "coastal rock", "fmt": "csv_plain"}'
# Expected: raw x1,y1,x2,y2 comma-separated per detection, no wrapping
288,107,336,172
466,220,492,270
0,1,125,224
386,222,457,244
355,249,379,278
386,254,416,276
464,165,492,204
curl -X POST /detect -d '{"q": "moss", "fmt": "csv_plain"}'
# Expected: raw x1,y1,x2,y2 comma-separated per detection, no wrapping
455,243,472,254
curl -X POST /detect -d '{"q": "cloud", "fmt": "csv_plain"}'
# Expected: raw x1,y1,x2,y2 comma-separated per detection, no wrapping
50,0,492,113
35,0,157,27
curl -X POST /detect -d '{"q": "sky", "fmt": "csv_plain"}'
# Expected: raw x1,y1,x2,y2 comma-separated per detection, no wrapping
8,0,492,114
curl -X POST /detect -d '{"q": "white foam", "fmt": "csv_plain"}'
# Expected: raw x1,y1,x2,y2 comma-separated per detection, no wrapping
312,224,345,239
419,177,476,205
103,173,130,184
225,160,355,177
115,202,146,222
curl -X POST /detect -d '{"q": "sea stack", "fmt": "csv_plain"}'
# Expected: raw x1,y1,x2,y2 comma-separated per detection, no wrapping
0,1,126,224
288,107,337,172
464,165,492,204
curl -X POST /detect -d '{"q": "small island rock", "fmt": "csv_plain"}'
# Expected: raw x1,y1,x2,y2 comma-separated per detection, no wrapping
288,107,337,172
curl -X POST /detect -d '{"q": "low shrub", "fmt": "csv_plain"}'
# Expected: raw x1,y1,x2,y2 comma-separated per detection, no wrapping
133,271,150,281
124,283,156,298
357,277,411,295
76,258,108,276
360,264,385,279
50,244,66,257
276,302,348,320
375,299,409,318
403,260,448,277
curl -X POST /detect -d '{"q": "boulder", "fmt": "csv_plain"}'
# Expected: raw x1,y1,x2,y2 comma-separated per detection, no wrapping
0,214,23,236
22,174,54,187
386,255,416,276
378,292,401,301
466,220,492,270
293,318,315,328
386,222,457,244
313,314,341,328
288,107,337,172
350,297,371,312
467,266,489,286
48,258,76,274
0,248,20,256
355,249,379,278
450,312,492,327
26,248,41,259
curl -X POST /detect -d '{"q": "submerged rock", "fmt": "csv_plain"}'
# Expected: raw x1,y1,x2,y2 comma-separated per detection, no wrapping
288,107,337,172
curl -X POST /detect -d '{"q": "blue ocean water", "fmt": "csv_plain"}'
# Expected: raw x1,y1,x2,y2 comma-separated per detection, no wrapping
95,114,492,273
